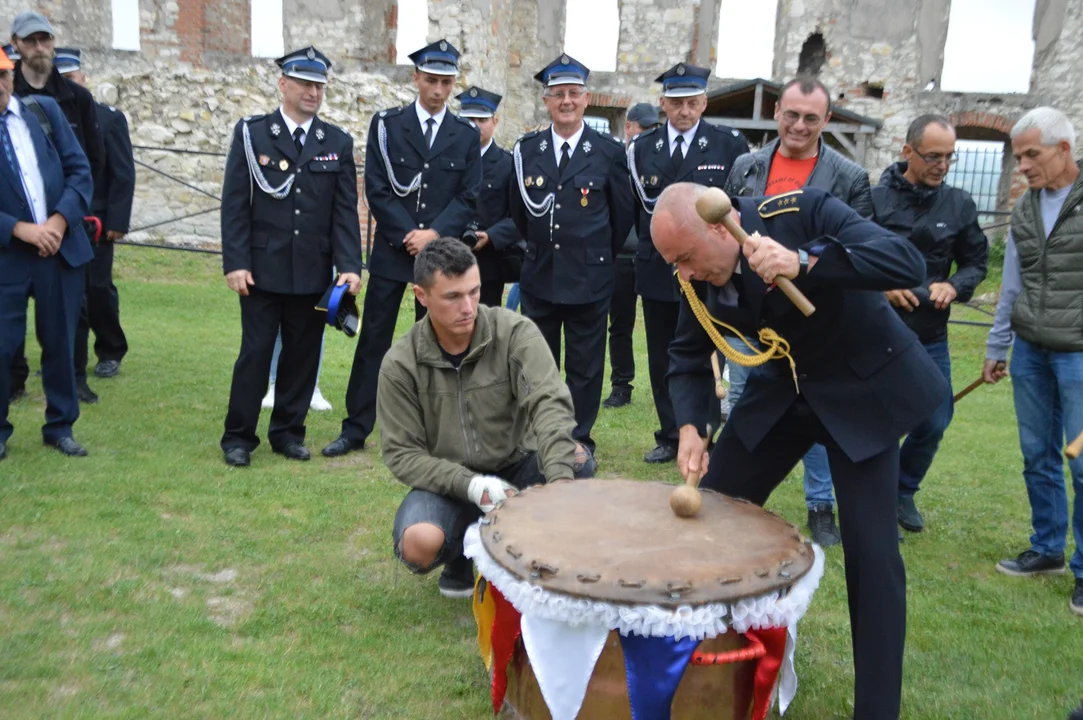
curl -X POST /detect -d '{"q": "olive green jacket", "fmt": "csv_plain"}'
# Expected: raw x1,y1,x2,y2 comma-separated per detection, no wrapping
377,305,578,500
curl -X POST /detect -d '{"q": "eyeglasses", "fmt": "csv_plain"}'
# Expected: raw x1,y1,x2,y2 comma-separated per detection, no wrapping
780,110,825,127
916,151,956,166
546,89,585,101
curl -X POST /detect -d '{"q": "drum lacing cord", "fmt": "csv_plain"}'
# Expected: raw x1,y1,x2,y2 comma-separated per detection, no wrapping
677,274,799,393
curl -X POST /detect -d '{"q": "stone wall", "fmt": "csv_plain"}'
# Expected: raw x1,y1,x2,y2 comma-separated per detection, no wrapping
7,0,1083,245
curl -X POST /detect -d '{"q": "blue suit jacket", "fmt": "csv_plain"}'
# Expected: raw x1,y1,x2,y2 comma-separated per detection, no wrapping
0,95,93,268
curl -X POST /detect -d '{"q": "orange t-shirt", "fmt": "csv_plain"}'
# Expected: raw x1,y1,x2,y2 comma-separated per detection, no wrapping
765,152,818,195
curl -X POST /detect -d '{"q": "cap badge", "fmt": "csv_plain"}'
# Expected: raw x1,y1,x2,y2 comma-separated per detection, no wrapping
470,88,478,97
306,48,315,60
439,41,448,51
677,64,686,76
561,54,570,64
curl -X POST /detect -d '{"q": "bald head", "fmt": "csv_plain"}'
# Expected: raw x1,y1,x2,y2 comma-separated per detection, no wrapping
651,182,741,287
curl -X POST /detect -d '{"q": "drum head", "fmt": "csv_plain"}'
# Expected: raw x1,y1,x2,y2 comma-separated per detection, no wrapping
479,478,814,608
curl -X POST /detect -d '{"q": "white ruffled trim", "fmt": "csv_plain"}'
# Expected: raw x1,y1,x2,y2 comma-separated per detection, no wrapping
464,522,825,641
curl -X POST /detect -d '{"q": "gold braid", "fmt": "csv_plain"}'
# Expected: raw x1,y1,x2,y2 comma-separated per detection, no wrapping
677,274,800,393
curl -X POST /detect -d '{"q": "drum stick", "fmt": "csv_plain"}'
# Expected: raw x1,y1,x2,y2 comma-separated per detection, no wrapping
695,187,816,317
952,377,985,404
711,352,727,400
1067,429,1083,460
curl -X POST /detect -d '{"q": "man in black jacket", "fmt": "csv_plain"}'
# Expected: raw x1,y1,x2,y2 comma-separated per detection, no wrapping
59,50,135,381
455,86,522,308
875,115,987,532
9,13,105,405
658,183,946,720
219,47,362,466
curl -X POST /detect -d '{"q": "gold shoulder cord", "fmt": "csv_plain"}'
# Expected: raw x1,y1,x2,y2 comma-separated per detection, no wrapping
677,274,800,393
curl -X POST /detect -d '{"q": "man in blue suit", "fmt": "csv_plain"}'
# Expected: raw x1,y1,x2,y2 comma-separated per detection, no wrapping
0,47,94,460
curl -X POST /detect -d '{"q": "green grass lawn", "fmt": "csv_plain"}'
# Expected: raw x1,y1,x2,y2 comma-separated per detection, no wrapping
1,249,1078,719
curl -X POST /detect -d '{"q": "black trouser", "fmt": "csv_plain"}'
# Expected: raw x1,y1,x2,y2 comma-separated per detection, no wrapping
77,242,127,368
10,339,29,392
519,290,609,453
479,281,504,309
702,396,905,720
641,297,680,449
340,274,426,443
221,287,324,452
607,257,636,391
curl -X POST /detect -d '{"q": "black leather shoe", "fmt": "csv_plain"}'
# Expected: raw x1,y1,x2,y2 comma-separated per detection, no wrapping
94,360,121,378
644,444,678,464
223,448,251,467
275,443,311,461
0,441,7,461
77,381,99,404
45,437,88,457
321,436,364,457
602,387,631,409
807,507,841,547
897,494,925,532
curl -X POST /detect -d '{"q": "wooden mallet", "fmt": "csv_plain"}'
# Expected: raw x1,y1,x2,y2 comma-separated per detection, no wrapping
711,352,727,400
1067,430,1083,461
695,187,816,317
671,425,713,518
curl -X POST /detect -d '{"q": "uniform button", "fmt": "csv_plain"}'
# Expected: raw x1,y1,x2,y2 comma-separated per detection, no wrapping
296,188,302,194
554,244,560,250
421,203,426,209
295,210,300,215
419,223,425,228
555,204,561,210
400,157,405,162
294,230,299,235
487,183,492,188
589,181,594,187
554,224,560,230
886,347,893,354
423,183,428,189
557,184,563,191
295,169,301,174
423,163,430,169
599,256,604,261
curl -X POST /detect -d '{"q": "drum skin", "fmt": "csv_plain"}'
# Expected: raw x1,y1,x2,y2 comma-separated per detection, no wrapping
502,631,755,720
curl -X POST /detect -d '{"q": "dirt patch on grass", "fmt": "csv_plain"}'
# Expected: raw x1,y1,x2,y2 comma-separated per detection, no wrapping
206,594,253,628
162,564,257,627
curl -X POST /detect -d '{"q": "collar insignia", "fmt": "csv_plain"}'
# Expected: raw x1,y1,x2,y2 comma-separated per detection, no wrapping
271,123,281,136
655,138,664,151
582,140,592,154
539,138,548,154
315,127,325,141
698,136,708,150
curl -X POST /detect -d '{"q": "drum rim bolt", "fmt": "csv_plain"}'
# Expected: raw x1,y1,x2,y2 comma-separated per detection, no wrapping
755,569,770,578
491,531,502,542
576,573,600,583
666,581,693,593
719,576,743,585
779,570,791,579
530,561,559,579
506,545,522,559
618,579,646,588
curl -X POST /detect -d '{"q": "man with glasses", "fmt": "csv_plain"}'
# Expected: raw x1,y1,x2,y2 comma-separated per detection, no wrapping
724,76,872,547
874,115,987,533
509,54,634,464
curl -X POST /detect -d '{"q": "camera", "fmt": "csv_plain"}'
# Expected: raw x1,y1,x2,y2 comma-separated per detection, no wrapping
461,222,480,248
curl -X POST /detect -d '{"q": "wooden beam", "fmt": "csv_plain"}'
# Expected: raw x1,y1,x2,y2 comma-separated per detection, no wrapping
753,82,764,120
830,131,858,158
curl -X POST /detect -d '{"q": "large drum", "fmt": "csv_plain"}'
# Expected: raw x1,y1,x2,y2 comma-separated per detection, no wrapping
465,479,825,720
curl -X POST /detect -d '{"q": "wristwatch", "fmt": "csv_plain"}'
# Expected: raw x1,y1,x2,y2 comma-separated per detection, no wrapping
796,248,810,278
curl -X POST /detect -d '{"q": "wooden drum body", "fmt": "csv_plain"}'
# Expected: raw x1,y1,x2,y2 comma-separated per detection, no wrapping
466,478,824,720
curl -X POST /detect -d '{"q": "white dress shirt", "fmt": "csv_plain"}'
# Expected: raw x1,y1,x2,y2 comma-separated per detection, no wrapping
279,106,314,146
3,99,48,224
480,138,494,157
551,123,585,166
415,101,448,146
667,121,699,158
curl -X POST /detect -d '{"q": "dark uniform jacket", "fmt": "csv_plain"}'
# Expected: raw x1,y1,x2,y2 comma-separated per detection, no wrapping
872,162,988,345
473,142,524,284
630,121,749,301
725,136,873,218
220,109,363,295
13,62,106,187
92,103,136,234
509,125,635,304
668,188,946,463
364,102,482,284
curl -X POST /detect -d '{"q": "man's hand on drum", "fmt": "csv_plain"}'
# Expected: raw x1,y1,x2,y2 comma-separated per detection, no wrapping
468,475,517,513
677,424,710,483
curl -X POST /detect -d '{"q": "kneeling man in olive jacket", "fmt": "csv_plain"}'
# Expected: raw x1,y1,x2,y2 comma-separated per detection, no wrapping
377,237,595,599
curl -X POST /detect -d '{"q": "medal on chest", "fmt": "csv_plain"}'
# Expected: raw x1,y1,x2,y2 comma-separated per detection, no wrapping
580,189,589,207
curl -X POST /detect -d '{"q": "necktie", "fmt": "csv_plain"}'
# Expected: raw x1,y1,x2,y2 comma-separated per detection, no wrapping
424,117,436,148
0,113,23,178
293,127,304,155
558,141,571,175
672,135,685,172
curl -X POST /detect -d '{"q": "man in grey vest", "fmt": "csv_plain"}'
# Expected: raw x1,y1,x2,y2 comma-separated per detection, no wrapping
984,106,1083,618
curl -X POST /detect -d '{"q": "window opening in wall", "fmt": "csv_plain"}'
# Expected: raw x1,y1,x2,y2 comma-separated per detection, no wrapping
715,0,777,79
947,140,1004,214
583,115,612,136
797,32,825,76
861,82,884,99
396,0,429,65
111,0,140,51
563,0,618,72
941,0,1035,93
250,0,284,58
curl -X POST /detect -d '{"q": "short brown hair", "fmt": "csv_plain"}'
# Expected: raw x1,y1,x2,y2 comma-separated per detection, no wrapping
779,76,832,115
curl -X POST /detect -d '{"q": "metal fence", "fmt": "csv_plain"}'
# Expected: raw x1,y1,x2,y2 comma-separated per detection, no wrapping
947,143,1004,214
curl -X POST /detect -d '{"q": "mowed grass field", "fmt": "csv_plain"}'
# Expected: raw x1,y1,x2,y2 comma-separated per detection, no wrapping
1,248,1079,719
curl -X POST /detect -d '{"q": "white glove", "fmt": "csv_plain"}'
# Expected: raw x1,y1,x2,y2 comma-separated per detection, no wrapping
468,475,516,512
